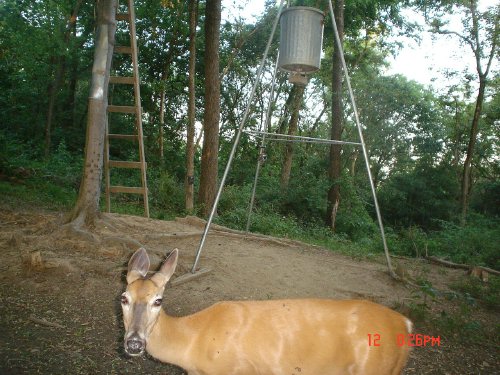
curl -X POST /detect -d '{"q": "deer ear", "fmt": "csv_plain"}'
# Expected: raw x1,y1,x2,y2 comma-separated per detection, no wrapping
127,248,150,284
151,249,178,287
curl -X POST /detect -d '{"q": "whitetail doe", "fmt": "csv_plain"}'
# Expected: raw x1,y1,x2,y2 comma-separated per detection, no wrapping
121,248,413,375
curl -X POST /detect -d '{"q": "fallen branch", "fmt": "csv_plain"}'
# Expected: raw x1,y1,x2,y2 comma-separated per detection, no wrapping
426,256,500,276
29,314,66,329
426,256,470,270
479,266,500,276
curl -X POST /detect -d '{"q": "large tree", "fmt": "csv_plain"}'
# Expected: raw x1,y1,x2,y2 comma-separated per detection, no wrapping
198,0,222,216
415,0,499,225
67,0,117,227
326,0,345,230
280,84,305,190
324,0,407,229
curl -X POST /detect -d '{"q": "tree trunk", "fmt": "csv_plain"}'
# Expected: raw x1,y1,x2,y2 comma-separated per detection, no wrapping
326,0,344,230
44,0,84,158
198,0,221,217
280,84,305,190
157,4,184,161
159,90,165,160
185,0,198,212
460,77,486,225
67,0,117,227
276,88,295,135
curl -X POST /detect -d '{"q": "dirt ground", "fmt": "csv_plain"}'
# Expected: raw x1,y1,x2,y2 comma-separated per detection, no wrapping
0,207,498,374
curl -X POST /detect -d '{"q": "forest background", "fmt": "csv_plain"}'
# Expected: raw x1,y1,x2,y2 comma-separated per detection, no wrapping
0,0,498,271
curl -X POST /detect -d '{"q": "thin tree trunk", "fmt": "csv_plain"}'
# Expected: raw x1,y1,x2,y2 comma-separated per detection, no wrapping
159,89,165,160
67,0,117,227
157,4,184,161
280,84,305,190
451,97,462,169
185,0,198,212
349,150,358,177
276,88,295,135
326,0,344,230
460,78,486,225
198,0,221,217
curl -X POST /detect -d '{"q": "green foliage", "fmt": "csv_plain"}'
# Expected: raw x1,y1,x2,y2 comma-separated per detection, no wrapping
451,276,500,311
378,163,459,229
402,277,498,345
383,225,429,257
427,214,500,270
335,173,378,240
151,170,185,215
382,213,500,269
0,132,79,209
470,180,500,217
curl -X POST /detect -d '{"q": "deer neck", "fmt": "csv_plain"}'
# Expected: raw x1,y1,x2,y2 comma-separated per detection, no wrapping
146,308,196,369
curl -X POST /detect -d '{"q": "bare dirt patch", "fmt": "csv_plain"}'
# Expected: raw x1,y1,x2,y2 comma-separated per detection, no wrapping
0,207,498,374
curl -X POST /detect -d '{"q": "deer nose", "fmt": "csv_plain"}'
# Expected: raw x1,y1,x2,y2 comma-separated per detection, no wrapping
125,334,145,356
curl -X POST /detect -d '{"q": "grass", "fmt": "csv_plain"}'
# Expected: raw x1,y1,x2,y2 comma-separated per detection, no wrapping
401,276,500,348
0,180,76,211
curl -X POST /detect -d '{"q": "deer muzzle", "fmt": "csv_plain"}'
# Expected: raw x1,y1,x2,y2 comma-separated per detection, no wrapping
125,333,146,356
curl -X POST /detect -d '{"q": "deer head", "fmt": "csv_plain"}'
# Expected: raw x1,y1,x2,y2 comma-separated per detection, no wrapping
121,248,178,356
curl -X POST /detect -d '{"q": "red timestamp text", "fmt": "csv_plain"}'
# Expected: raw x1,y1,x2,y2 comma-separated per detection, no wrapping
367,333,441,347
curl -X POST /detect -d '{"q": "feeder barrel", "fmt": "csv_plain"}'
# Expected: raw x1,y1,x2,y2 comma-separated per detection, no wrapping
278,7,324,74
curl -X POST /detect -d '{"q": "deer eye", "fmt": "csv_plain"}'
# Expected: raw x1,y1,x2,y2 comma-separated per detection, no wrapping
121,294,129,305
153,298,162,307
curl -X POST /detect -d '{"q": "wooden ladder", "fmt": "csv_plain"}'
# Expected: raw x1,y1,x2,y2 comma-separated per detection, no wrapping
105,0,149,217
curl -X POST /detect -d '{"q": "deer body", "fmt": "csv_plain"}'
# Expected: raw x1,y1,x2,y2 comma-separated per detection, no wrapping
122,248,412,375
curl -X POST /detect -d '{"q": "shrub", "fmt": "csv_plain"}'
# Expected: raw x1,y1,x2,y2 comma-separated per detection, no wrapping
151,171,184,214
427,214,500,269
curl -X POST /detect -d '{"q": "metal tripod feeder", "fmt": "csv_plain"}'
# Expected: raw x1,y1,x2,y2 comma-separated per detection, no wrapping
278,6,324,74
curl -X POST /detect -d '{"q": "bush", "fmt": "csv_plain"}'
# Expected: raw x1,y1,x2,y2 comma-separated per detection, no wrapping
151,171,184,214
378,164,458,229
218,184,252,215
470,180,500,217
335,174,377,241
427,214,500,269
383,226,429,257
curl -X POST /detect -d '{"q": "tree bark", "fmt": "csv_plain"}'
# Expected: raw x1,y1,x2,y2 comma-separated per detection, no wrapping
185,0,198,212
276,88,295,135
460,78,486,225
326,0,344,230
198,0,221,217
67,0,117,227
158,4,184,161
280,84,305,190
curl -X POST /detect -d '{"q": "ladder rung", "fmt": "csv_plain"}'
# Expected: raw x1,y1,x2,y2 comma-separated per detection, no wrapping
108,134,138,141
114,46,132,54
109,186,145,195
108,160,146,169
110,76,135,84
108,105,137,113
116,13,131,22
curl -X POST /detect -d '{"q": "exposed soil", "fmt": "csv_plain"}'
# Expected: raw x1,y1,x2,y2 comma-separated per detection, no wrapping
0,206,498,374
